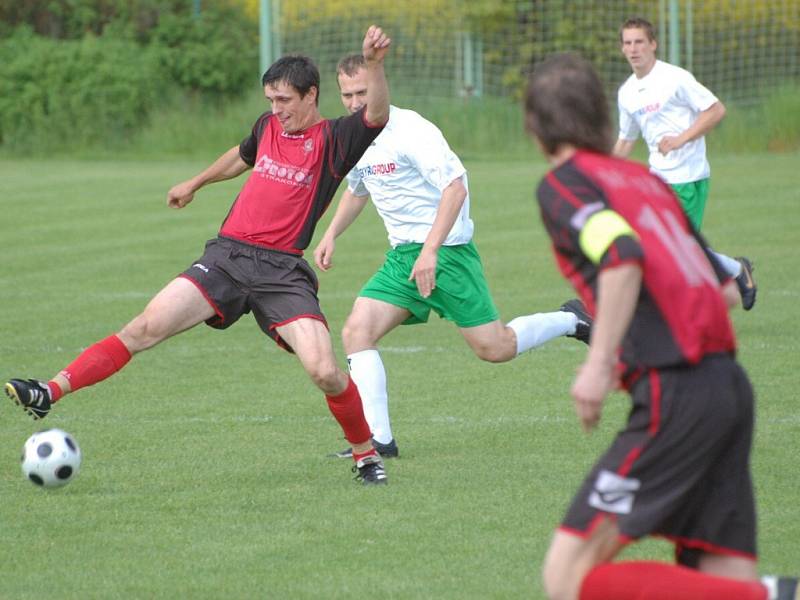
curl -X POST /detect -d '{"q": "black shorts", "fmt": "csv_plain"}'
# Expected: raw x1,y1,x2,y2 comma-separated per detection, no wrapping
179,237,326,352
561,353,757,562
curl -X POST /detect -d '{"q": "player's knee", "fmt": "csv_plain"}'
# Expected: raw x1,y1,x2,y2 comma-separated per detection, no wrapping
119,314,165,353
305,361,342,394
341,316,377,352
474,346,503,362
471,341,513,363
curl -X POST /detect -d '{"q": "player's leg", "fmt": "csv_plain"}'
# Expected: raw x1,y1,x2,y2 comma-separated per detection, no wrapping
340,296,410,452
334,245,431,457
427,243,587,360
542,517,769,600
707,250,757,311
671,179,756,310
5,276,215,419
276,317,387,484
459,305,587,363
542,517,624,600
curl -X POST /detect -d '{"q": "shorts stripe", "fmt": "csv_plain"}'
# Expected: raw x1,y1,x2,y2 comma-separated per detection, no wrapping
268,314,328,352
666,535,757,561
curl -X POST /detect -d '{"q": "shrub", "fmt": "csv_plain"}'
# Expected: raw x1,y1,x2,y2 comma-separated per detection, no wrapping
151,6,258,99
0,28,165,151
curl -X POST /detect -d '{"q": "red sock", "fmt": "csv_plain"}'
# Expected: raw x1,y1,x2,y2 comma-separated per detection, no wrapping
59,335,132,394
325,377,371,445
47,381,64,403
352,448,378,463
579,561,767,600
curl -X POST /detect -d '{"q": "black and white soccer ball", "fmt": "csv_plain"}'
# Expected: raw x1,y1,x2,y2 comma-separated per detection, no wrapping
21,428,82,488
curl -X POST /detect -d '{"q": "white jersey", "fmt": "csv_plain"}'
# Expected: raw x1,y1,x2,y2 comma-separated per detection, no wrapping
346,105,473,248
617,60,718,184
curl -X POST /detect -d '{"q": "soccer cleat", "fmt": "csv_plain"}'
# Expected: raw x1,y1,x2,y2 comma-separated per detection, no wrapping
352,453,388,486
5,378,52,420
332,437,399,459
560,299,592,345
735,256,757,311
761,576,799,600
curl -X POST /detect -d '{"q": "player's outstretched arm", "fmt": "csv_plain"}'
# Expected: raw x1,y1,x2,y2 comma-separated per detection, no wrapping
362,25,391,126
167,145,250,209
313,189,370,271
571,263,641,432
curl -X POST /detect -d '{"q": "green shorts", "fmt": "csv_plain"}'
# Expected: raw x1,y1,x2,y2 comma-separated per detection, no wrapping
359,241,499,328
671,179,710,230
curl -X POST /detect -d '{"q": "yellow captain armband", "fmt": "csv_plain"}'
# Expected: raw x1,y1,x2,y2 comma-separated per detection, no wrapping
578,209,638,264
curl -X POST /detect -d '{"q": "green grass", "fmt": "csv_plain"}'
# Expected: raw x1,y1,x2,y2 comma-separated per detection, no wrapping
1,152,799,599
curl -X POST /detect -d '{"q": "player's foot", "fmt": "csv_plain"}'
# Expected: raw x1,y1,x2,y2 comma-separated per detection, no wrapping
761,575,799,600
331,437,399,459
5,378,52,420
735,256,757,311
560,299,592,345
353,453,388,486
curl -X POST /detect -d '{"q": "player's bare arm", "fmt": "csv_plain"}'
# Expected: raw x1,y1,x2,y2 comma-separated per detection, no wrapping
361,25,391,126
167,146,250,209
409,177,467,298
612,138,636,158
571,263,641,432
313,189,370,271
658,100,726,155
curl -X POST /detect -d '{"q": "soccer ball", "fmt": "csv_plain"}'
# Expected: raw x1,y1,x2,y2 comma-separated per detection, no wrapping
21,428,82,488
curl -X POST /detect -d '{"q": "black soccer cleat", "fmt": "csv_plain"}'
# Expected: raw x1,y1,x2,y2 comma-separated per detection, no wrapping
735,256,757,311
560,299,592,345
5,378,52,420
352,453,388,486
761,575,799,600
332,437,399,459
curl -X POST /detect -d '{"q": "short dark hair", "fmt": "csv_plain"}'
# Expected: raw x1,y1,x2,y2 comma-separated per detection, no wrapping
524,53,613,155
336,53,365,79
261,55,320,105
619,16,657,43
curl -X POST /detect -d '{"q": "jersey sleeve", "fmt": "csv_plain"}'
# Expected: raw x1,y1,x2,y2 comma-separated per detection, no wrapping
238,112,271,167
675,69,719,112
401,114,466,191
346,168,369,197
537,166,643,270
328,108,386,179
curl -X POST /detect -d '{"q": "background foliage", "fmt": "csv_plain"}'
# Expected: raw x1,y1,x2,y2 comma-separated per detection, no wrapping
0,0,798,156
0,0,257,151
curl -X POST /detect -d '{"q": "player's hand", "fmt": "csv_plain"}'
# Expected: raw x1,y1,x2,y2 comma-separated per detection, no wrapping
167,181,196,209
409,249,437,298
314,236,336,271
570,360,616,432
362,25,391,64
657,135,683,155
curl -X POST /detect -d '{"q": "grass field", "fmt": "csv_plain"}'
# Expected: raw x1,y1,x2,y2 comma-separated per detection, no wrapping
1,152,798,599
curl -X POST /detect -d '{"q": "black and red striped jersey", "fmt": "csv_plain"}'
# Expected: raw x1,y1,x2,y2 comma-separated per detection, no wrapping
536,149,736,370
219,107,383,254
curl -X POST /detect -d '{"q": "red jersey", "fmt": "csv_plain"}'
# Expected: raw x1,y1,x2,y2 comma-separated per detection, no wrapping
220,108,384,254
536,150,736,370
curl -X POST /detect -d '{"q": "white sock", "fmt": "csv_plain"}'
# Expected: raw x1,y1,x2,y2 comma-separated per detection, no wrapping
507,311,576,355
347,349,393,444
709,249,742,278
